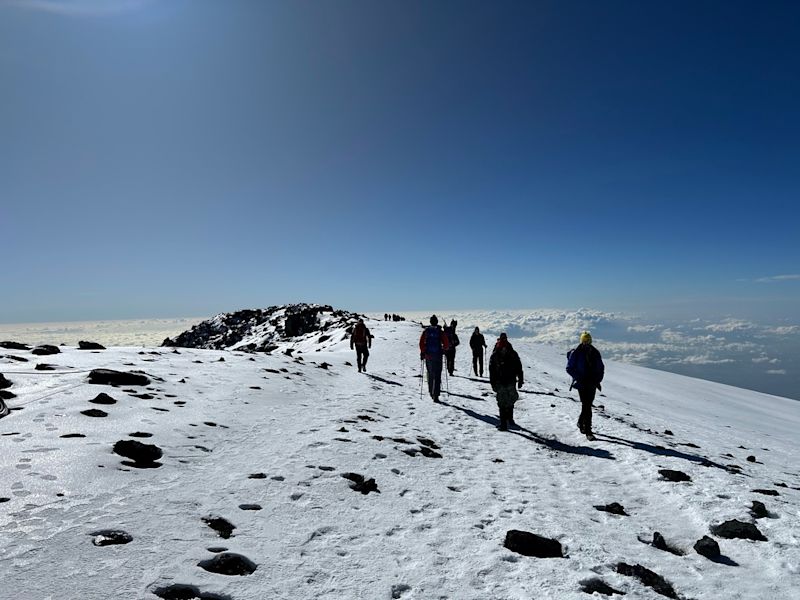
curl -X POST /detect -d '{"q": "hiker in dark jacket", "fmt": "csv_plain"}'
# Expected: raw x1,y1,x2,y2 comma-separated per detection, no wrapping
443,320,460,376
489,333,524,431
469,327,487,377
419,315,450,402
350,318,372,373
566,331,605,440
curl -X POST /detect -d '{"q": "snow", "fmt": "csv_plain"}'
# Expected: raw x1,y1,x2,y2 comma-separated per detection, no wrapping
1,318,799,599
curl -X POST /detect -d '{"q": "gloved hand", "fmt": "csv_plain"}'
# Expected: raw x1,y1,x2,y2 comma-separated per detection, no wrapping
596,383,602,391
518,380,524,389
350,344,354,350
420,352,425,361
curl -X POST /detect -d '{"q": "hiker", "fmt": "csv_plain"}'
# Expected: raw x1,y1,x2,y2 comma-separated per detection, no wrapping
469,327,487,377
566,331,605,441
443,319,460,376
489,333,524,431
350,318,372,373
419,315,450,402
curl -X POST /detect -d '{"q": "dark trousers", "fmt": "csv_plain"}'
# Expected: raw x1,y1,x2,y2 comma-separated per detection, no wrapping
425,356,443,399
472,351,483,376
577,385,597,433
355,344,369,371
445,349,456,375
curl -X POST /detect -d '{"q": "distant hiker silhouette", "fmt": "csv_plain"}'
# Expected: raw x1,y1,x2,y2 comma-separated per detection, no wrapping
443,320,460,376
566,331,605,441
419,315,450,402
350,318,372,373
489,333,523,431
469,327,487,377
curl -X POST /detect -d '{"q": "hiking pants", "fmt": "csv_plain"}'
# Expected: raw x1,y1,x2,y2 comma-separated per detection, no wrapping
355,344,369,371
578,385,597,434
445,348,456,375
495,383,519,411
472,350,483,377
425,356,443,399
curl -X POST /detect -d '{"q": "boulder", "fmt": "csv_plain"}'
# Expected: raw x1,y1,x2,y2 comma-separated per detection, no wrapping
580,578,625,596
750,500,769,519
694,535,721,559
0,341,30,350
90,529,133,546
0,374,11,389
113,439,163,464
89,369,150,386
341,472,380,495
594,502,628,516
503,530,564,558
81,409,108,418
710,519,767,541
35,363,56,371
203,515,236,539
615,563,677,599
651,532,683,556
31,344,60,355
90,393,117,405
197,552,257,576
658,469,691,482
78,341,106,350
152,584,232,600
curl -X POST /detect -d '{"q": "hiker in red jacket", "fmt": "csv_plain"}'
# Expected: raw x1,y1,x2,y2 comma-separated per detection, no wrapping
350,319,372,372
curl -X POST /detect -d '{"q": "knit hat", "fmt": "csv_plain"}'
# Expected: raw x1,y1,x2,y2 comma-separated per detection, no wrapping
430,315,438,326
580,331,592,345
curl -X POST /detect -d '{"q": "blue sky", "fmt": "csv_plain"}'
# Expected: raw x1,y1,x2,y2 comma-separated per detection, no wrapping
1,0,799,323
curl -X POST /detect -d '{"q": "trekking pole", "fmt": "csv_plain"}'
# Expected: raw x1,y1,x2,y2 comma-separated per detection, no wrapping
444,365,450,395
419,360,424,399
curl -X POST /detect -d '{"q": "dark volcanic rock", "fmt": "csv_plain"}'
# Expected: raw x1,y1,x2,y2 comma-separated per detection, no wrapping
90,529,133,546
203,516,236,539
3,355,27,362
248,472,267,479
0,389,15,400
747,455,757,462
238,503,262,511
694,535,721,559
89,369,150,386
616,563,677,599
341,472,380,495
651,532,683,556
60,433,86,438
35,363,56,371
0,341,30,351
128,431,153,438
710,519,767,541
113,439,163,464
78,340,106,350
31,344,60,356
658,469,691,482
90,393,117,405
81,408,108,418
0,374,12,389
752,488,779,496
595,502,628,516
750,500,770,519
580,578,625,596
503,530,564,558
197,552,257,576
152,583,232,600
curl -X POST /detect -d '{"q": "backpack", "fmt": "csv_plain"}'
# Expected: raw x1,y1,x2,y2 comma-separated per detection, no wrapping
352,323,368,344
424,326,444,356
490,346,518,383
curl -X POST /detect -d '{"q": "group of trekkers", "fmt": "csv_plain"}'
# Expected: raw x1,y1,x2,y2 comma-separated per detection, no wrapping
351,315,605,441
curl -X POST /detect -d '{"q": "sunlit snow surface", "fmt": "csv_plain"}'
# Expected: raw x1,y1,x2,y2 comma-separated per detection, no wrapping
1,319,799,599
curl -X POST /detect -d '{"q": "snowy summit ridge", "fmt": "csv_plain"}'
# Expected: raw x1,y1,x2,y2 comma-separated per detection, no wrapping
162,303,364,353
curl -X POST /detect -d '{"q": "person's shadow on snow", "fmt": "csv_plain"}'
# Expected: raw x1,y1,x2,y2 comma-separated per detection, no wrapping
440,399,615,460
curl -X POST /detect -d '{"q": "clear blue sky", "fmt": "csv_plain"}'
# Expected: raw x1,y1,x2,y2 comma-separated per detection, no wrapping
2,0,798,323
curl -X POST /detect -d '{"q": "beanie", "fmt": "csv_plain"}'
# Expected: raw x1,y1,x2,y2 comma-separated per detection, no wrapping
580,331,592,345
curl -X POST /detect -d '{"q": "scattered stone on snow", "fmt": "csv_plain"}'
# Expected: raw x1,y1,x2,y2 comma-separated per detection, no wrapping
694,535,721,560
248,473,267,479
0,341,30,351
580,578,625,596
35,363,56,371
81,408,108,418
197,552,257,576
341,472,380,495
90,393,117,405
658,469,691,482
750,500,770,519
594,502,628,516
238,504,262,511
78,341,106,350
615,562,678,599
89,369,150,387
752,488,779,496
31,344,61,355
710,519,767,541
651,532,684,556
747,455,757,462
113,439,163,466
90,529,133,546
0,374,12,389
128,431,153,438
60,433,86,438
503,530,564,558
203,516,236,539
152,583,232,600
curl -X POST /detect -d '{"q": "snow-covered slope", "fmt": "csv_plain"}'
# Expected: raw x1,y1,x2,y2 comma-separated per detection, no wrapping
1,318,799,600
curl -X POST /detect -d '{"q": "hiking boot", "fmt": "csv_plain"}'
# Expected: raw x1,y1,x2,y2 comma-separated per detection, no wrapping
585,432,596,441
508,406,516,429
497,420,508,431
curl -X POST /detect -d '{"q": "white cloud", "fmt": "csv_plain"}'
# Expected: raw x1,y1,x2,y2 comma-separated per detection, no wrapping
704,319,757,333
766,369,787,375
767,325,800,335
627,324,661,333
754,274,800,283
